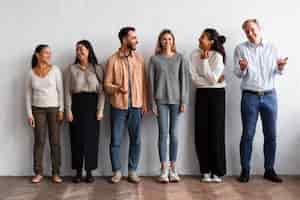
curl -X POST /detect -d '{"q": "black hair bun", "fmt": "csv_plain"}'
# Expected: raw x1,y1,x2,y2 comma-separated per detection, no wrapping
218,35,226,44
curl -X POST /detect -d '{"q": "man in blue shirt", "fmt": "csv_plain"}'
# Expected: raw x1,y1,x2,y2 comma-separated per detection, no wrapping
234,19,288,183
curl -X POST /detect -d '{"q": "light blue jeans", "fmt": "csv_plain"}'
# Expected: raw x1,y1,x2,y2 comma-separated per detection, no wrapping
157,103,180,163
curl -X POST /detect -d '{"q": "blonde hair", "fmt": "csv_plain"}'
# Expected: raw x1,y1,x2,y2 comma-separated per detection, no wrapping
242,19,260,30
155,29,177,55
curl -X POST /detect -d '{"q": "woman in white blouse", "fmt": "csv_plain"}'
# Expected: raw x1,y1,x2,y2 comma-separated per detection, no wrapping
190,28,226,183
25,44,64,184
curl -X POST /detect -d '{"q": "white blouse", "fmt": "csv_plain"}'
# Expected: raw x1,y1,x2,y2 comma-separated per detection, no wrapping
25,65,64,118
190,49,226,88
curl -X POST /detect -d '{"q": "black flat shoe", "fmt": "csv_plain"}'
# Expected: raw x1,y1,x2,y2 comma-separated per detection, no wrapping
85,175,95,183
72,175,82,183
238,170,250,183
264,169,283,183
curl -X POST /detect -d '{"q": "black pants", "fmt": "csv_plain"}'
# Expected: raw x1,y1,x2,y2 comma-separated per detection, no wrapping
195,88,226,176
69,92,99,171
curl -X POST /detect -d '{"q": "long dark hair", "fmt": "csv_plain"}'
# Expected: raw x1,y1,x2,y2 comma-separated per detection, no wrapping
31,44,49,68
203,28,226,63
74,40,98,65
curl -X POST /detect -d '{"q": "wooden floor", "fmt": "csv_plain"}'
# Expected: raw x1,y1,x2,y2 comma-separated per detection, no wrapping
0,176,299,200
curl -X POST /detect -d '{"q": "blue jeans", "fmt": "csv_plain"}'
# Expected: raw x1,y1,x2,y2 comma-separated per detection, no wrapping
157,104,180,163
240,90,277,174
110,106,142,172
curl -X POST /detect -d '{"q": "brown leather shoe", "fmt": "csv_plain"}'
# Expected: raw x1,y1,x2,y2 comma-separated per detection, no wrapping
52,175,63,184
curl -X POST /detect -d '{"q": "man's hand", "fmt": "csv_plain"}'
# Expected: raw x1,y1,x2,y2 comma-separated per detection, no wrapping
239,58,248,71
118,86,128,94
277,57,288,71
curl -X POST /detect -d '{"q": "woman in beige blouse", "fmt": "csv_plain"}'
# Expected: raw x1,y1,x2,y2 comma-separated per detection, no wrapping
64,40,105,183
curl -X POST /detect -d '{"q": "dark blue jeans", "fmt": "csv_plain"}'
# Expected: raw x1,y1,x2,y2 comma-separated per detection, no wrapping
110,106,142,172
240,90,277,174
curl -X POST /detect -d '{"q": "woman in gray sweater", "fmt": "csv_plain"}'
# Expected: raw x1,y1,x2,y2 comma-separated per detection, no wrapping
148,29,189,183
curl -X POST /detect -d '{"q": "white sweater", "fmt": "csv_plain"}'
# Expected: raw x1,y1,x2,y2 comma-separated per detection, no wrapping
190,49,226,88
25,65,64,118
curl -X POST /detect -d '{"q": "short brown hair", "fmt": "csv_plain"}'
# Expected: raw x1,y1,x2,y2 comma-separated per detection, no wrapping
242,19,260,30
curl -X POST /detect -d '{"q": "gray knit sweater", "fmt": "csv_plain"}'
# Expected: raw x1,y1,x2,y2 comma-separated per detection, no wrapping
148,53,189,109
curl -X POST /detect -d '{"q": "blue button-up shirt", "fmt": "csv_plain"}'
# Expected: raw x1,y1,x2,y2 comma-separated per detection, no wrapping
233,40,283,91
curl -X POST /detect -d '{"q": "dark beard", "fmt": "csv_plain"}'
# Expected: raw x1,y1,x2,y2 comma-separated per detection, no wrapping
127,43,136,51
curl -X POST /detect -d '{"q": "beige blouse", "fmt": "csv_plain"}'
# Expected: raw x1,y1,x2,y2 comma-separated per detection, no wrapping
64,63,105,115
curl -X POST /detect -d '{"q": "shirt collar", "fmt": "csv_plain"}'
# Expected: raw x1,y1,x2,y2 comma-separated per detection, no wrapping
247,38,266,48
118,48,134,58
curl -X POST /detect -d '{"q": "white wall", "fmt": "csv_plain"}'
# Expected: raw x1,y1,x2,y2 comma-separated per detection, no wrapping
1,0,300,176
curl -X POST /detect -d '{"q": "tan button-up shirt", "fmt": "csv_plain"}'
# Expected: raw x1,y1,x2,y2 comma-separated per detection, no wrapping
104,49,148,110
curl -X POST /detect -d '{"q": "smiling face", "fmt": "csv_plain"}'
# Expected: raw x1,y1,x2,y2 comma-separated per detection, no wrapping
160,33,174,50
198,32,213,51
36,47,51,65
243,21,262,44
76,44,89,63
123,30,138,51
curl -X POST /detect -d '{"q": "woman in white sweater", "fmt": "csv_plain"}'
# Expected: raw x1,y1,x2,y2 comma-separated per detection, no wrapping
190,29,226,183
25,44,64,184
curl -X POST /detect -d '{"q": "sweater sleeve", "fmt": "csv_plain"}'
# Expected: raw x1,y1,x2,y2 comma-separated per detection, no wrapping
201,52,224,84
95,64,106,115
64,65,72,114
179,54,189,105
25,71,33,118
148,56,157,110
55,66,64,112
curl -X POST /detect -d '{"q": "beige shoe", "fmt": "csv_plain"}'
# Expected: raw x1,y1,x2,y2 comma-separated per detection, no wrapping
52,175,63,184
31,174,43,184
111,171,122,184
128,171,141,184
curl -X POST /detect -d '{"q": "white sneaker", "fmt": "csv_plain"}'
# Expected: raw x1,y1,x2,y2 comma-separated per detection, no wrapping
201,173,212,182
128,171,141,184
211,174,222,183
111,171,122,184
169,168,180,182
158,168,169,183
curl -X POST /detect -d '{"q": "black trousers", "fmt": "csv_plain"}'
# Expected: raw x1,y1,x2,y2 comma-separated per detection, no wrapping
69,92,99,171
195,88,226,176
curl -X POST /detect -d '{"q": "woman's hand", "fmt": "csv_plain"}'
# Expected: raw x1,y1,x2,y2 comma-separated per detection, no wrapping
200,50,209,59
218,74,225,83
179,104,185,113
28,117,35,128
96,111,103,120
57,111,64,122
67,112,73,122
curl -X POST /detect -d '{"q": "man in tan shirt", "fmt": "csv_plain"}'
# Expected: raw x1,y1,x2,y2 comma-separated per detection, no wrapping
104,26,148,184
